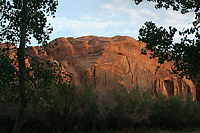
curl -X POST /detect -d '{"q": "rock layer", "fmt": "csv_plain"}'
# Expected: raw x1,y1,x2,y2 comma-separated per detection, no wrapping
46,36,196,100
0,36,197,99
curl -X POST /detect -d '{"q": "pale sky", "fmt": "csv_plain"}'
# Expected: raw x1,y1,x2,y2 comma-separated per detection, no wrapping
31,0,194,45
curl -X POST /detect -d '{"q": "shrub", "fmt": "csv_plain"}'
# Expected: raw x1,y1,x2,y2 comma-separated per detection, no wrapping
1,86,200,132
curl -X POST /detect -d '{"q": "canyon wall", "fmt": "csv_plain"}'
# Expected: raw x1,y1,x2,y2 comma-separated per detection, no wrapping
0,36,197,99
45,36,196,99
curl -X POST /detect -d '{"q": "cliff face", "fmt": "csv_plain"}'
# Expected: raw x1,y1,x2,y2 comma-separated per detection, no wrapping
45,36,196,99
0,36,197,99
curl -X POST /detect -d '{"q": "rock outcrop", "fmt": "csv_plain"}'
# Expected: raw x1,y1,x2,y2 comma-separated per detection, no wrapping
0,36,197,100
45,36,196,100
25,46,71,83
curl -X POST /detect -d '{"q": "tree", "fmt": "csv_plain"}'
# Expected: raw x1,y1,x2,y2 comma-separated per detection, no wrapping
132,0,200,79
0,0,58,132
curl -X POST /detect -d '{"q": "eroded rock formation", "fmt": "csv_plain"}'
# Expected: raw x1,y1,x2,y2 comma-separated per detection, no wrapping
45,36,197,100
0,36,197,100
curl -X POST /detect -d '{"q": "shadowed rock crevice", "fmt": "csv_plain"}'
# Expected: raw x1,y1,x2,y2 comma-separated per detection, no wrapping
126,56,134,85
93,66,96,88
164,80,174,96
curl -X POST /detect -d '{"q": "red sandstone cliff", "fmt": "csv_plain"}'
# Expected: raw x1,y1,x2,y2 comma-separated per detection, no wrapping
0,36,197,100
45,36,196,100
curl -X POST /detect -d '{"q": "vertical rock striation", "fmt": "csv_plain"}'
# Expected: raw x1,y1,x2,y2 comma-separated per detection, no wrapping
45,36,196,100
1,36,196,99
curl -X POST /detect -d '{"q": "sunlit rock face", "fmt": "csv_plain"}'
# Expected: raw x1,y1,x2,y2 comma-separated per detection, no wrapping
1,36,197,99
44,36,196,100
25,46,71,83
0,44,71,84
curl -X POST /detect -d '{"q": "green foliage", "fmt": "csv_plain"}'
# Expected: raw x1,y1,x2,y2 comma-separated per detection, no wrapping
133,0,200,79
73,87,99,130
151,95,185,129
0,44,18,104
0,0,60,102
0,0,59,132
0,47,71,104
1,86,200,132
0,0,58,46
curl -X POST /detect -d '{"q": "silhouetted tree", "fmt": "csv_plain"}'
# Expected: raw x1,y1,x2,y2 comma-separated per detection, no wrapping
133,0,200,79
0,0,58,132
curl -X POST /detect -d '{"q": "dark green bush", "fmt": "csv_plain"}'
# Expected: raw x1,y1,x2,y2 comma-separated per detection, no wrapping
1,86,200,132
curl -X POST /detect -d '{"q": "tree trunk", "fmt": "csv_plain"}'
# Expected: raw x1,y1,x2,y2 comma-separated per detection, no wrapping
12,0,27,132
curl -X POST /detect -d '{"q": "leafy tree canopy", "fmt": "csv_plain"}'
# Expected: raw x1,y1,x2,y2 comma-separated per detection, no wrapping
0,0,60,132
0,0,58,46
133,0,200,79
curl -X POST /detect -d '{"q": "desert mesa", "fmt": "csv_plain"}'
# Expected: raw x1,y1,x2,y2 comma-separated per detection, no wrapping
22,35,198,100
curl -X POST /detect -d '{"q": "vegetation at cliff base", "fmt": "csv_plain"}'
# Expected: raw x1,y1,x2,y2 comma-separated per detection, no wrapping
1,86,200,132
